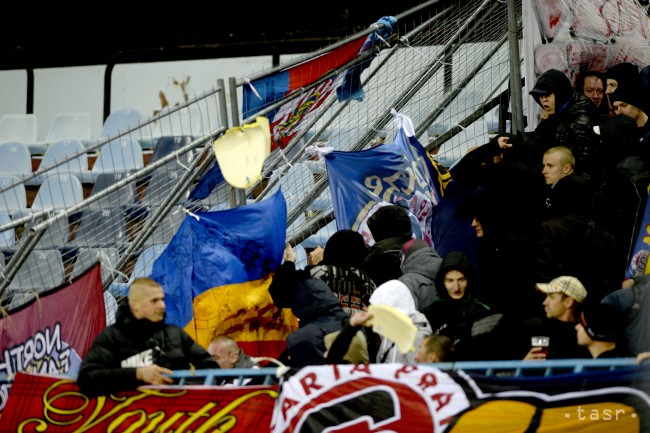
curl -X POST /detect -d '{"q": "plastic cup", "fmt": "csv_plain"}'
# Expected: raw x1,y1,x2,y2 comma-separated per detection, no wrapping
531,336,550,356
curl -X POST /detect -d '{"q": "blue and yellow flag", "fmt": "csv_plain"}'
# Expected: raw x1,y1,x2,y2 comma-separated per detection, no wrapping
150,189,298,359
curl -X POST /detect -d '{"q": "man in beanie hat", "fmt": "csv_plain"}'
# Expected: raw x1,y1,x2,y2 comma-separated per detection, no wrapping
522,276,590,360
576,303,627,359
269,230,375,315
363,204,414,286
610,82,649,131
607,62,649,142
604,62,640,95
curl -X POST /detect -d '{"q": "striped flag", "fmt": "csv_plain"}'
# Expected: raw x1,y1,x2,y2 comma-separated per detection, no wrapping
150,189,298,359
243,38,365,151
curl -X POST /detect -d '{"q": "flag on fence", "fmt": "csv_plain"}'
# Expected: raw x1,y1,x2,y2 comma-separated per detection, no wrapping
626,186,650,278
150,189,297,359
0,264,104,413
324,117,440,246
242,37,365,151
188,159,225,200
336,15,397,102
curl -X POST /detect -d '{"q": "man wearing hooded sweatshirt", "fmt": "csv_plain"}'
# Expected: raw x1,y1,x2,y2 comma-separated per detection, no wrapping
529,68,599,179
77,278,218,396
369,280,432,364
397,238,442,311
422,251,500,360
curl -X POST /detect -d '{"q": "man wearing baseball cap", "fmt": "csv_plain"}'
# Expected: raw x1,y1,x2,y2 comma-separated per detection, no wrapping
576,303,627,359
522,276,590,360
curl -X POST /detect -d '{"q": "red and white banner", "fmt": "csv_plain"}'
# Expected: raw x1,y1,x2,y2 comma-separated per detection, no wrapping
0,264,105,413
271,364,470,433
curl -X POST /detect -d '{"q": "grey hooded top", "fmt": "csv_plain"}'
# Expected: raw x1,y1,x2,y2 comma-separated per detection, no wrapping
398,245,442,311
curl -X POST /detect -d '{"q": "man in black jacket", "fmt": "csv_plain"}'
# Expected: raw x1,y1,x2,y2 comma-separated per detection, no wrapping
77,277,218,396
363,204,414,286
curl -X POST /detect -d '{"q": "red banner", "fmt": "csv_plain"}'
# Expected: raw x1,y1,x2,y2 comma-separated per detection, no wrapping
0,264,105,412
0,372,277,432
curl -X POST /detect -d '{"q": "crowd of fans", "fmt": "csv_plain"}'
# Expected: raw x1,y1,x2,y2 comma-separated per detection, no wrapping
78,62,650,395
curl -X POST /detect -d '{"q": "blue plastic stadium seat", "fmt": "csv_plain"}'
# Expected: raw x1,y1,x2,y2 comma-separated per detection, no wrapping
21,217,71,250
142,211,184,247
7,249,65,292
45,112,91,144
0,212,15,248
99,108,150,149
109,244,166,298
31,174,84,213
151,105,202,142
138,169,187,209
148,135,194,168
34,139,90,185
0,174,28,217
0,141,32,180
71,247,120,283
87,173,135,210
73,209,127,248
130,244,167,281
90,138,144,182
99,108,146,141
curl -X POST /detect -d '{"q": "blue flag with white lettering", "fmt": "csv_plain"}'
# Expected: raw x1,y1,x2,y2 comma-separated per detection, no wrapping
324,128,440,246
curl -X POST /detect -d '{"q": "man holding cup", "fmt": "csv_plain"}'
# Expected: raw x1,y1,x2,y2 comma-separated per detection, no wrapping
523,276,591,360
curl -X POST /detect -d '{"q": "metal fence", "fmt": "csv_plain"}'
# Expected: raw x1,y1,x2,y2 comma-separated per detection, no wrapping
0,0,522,313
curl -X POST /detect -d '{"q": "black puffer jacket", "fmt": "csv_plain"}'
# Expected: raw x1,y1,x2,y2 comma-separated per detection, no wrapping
77,304,218,396
531,71,600,178
285,277,348,367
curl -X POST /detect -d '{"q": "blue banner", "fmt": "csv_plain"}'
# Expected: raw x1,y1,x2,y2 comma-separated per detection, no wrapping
626,187,650,278
336,16,397,102
324,128,440,246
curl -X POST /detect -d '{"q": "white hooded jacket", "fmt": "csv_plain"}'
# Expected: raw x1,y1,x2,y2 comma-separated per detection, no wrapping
369,280,433,364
